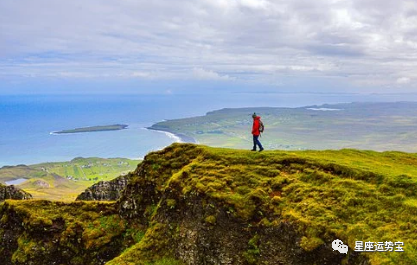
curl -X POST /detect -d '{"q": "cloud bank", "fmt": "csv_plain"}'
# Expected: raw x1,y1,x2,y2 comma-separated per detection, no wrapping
1,0,416,93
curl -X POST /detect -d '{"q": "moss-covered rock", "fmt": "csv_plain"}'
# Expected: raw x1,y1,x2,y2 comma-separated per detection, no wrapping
76,174,130,201
0,200,136,265
0,183,32,201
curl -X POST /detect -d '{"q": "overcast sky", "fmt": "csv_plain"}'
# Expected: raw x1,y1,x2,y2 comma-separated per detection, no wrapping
1,0,417,94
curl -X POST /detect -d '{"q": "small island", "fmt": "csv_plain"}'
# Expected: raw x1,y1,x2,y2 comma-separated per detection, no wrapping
53,124,128,134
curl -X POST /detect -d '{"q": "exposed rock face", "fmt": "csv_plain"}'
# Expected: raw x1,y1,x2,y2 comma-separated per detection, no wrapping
0,183,32,201
33,179,50,188
76,175,130,201
149,191,369,265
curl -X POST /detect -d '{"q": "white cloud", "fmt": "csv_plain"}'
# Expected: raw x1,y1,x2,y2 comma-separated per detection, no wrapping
238,0,269,9
131,71,151,78
192,68,233,81
1,0,417,92
397,77,411,84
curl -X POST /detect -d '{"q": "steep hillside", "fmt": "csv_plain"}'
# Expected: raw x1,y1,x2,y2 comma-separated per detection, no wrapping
2,143,417,264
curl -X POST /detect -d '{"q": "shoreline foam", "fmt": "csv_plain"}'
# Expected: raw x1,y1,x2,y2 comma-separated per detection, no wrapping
146,127,197,144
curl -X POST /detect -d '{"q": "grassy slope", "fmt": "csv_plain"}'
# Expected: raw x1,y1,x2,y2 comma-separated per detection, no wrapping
0,157,140,201
150,102,417,152
2,144,417,264
109,144,417,265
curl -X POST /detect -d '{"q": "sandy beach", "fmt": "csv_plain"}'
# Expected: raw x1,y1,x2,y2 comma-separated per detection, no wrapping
146,127,197,144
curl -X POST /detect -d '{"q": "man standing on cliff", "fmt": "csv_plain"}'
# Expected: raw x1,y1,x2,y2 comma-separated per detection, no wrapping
251,113,264,152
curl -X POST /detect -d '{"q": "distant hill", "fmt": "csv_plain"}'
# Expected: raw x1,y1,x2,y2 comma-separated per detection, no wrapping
2,143,417,264
150,102,417,152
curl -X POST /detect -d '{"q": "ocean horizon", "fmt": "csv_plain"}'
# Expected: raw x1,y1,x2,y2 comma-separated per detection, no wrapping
2,92,417,167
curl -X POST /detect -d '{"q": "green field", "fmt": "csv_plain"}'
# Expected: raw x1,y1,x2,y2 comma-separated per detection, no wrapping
0,157,140,201
150,102,417,152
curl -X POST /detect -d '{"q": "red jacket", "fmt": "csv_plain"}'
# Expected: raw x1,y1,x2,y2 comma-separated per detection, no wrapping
252,116,261,136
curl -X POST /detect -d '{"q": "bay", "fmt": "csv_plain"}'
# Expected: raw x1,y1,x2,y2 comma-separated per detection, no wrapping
1,92,417,167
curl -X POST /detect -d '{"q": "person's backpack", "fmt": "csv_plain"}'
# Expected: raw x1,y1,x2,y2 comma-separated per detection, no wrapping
259,120,264,133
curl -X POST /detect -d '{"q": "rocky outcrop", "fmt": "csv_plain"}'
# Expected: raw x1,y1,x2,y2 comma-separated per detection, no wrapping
0,200,130,265
110,144,371,265
0,183,32,201
118,143,201,222
33,179,50,188
76,175,129,201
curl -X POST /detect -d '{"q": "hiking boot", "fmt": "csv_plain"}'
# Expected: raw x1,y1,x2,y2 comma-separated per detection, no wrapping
259,148,264,152
251,149,256,151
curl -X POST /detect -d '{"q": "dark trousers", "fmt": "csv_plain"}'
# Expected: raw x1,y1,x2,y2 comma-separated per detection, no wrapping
253,135,263,150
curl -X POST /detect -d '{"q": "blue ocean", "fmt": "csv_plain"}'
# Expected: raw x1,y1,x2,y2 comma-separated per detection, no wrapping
1,93,416,167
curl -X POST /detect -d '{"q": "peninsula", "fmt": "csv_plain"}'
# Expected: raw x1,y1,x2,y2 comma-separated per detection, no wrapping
53,124,128,134
149,102,417,152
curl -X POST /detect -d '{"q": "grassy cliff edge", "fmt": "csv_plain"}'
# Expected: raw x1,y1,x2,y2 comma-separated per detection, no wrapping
109,144,417,264
2,143,417,264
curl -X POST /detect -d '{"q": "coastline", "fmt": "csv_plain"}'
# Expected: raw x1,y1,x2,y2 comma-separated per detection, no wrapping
146,127,197,144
